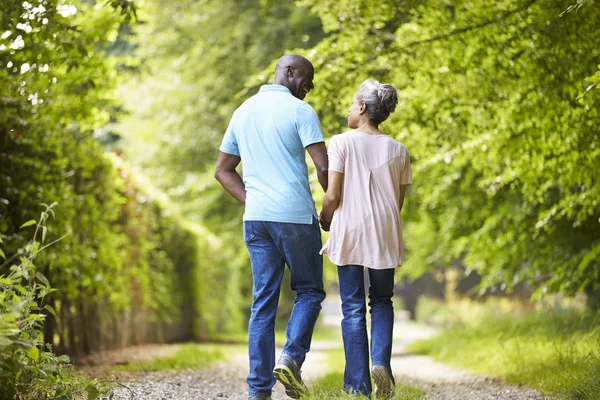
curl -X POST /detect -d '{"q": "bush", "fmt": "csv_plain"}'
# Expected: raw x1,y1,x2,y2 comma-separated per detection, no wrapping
0,204,110,400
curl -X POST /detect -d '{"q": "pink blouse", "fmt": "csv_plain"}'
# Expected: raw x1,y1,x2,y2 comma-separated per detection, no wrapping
320,130,412,269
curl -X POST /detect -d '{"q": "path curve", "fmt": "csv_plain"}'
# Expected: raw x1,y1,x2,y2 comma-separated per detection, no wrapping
87,298,546,399
389,322,543,400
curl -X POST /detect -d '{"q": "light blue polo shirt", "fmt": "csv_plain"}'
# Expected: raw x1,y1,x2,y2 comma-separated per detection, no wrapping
219,84,324,224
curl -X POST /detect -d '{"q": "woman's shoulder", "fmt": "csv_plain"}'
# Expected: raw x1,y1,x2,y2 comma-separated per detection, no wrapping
334,130,358,138
329,130,356,145
384,135,409,154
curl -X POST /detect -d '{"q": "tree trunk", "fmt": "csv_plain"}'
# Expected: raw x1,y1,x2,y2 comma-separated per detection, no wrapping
585,285,600,311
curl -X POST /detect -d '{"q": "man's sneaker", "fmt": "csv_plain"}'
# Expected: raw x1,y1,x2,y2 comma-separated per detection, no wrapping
273,354,307,399
372,364,395,398
248,395,271,400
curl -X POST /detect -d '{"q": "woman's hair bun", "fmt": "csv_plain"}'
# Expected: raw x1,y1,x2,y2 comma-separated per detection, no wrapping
357,79,399,124
377,84,398,114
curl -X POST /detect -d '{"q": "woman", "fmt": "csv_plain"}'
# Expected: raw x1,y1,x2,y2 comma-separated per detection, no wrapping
320,79,412,397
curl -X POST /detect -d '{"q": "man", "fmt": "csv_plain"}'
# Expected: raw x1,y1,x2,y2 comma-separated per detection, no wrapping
214,54,328,400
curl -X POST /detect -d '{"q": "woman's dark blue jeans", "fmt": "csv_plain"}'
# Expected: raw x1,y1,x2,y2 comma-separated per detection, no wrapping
338,265,395,396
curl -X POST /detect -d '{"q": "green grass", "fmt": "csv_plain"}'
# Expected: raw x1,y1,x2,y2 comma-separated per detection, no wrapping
112,343,242,372
305,372,426,399
310,323,344,343
110,322,342,373
211,321,343,347
408,309,600,399
274,320,343,346
306,339,425,399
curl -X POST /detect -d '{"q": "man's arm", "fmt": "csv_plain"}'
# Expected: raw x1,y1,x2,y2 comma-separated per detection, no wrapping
214,151,246,205
306,142,328,192
319,170,343,231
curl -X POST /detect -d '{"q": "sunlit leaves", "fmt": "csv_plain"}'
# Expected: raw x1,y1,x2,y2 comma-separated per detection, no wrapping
19,220,36,229
302,0,600,300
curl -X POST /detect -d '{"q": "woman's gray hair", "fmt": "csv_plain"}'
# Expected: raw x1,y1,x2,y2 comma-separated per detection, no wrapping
356,79,398,125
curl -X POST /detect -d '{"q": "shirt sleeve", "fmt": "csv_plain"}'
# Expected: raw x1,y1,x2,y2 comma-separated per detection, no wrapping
219,114,240,156
328,135,345,173
296,103,324,148
400,150,413,184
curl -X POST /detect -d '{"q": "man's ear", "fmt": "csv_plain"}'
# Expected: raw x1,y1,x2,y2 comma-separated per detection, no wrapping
286,66,294,77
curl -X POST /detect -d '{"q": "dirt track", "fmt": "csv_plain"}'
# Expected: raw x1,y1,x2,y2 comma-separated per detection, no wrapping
86,300,545,399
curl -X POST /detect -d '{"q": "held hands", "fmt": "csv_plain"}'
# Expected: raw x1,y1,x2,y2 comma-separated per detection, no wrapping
319,212,331,232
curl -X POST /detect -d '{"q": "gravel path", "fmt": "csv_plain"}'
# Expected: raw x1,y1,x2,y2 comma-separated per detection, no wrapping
102,345,330,400
108,362,286,400
390,321,544,400
85,300,548,400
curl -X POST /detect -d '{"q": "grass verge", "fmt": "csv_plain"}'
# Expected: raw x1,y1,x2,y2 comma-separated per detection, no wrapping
305,372,426,399
112,343,241,372
408,309,600,400
305,340,426,399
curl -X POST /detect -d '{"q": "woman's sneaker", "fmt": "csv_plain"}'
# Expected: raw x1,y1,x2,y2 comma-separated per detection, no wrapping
273,354,307,399
372,364,395,398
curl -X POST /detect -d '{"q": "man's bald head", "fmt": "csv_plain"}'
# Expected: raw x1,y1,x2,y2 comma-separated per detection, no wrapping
273,54,315,100
275,54,312,72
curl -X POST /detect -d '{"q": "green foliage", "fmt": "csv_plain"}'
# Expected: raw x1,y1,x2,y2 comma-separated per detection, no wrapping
0,205,110,400
0,0,199,356
1,0,134,315
297,0,600,300
409,309,600,399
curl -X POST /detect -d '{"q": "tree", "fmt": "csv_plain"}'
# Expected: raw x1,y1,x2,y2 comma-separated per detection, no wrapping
0,0,188,356
299,0,600,303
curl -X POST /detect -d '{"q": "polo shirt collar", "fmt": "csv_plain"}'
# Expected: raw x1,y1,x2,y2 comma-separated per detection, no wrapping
259,84,292,95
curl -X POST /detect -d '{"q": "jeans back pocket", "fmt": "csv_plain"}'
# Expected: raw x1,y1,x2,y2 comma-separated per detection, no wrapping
278,222,311,242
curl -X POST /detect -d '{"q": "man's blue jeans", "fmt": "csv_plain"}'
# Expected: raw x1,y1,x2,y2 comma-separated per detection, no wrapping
338,265,395,396
244,218,325,397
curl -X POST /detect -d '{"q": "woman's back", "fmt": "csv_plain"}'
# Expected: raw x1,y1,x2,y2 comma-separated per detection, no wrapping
321,130,412,269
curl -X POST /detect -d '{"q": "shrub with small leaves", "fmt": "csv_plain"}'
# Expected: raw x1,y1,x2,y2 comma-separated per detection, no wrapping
0,203,111,400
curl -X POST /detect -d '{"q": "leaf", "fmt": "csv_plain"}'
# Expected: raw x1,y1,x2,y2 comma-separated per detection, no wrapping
0,336,14,348
58,354,70,363
19,220,37,229
86,384,101,400
0,248,4,260
12,339,33,351
42,226,47,244
36,272,50,287
27,346,40,361
44,305,57,317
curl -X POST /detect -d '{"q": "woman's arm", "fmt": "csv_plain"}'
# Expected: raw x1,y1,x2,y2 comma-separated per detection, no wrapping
399,184,407,212
319,171,343,231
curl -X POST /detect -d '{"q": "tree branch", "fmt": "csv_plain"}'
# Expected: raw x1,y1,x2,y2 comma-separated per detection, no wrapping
390,0,541,54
